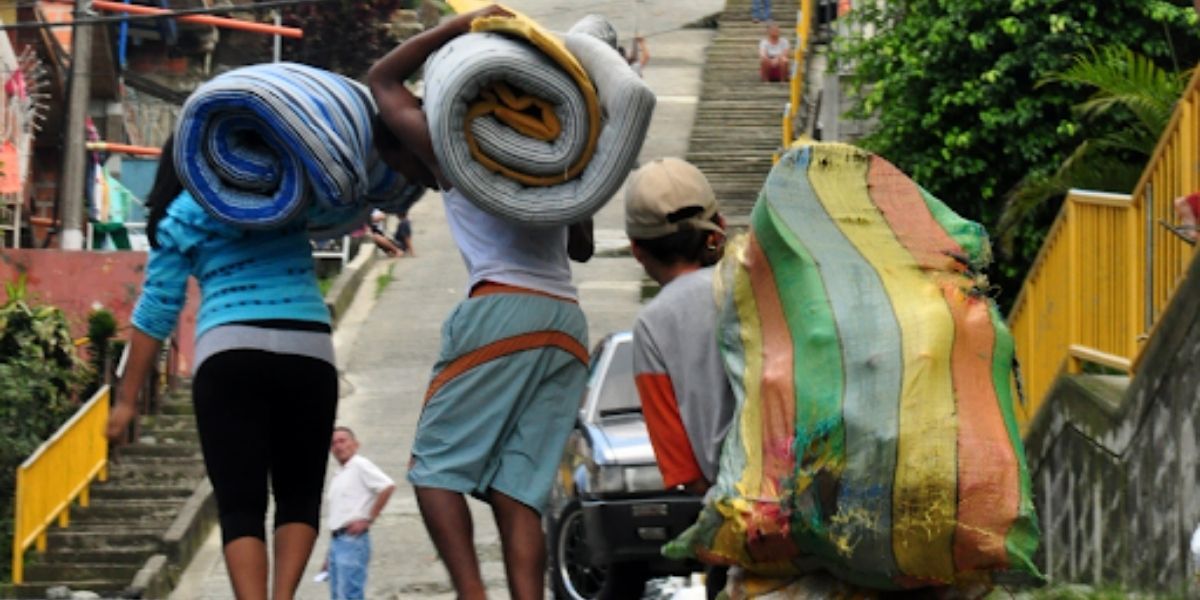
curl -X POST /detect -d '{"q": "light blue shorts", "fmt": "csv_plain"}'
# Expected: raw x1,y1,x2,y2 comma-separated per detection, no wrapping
408,293,588,513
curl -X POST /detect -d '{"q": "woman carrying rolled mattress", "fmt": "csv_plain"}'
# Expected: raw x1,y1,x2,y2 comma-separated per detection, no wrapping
368,5,596,600
101,133,423,600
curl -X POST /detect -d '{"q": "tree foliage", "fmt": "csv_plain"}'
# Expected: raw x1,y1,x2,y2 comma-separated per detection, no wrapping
998,45,1190,250
279,0,417,80
833,0,1200,306
0,276,88,578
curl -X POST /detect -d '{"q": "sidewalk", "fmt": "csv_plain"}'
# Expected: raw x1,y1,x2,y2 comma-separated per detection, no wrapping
168,2,721,598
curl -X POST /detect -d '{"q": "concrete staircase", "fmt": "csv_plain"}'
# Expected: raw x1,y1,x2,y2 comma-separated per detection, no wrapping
687,0,798,225
4,389,214,599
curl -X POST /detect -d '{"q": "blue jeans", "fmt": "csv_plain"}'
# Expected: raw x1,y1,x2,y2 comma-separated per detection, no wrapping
328,532,370,600
751,0,772,21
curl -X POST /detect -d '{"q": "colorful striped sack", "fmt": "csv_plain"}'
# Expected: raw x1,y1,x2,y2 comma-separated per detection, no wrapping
664,143,1041,589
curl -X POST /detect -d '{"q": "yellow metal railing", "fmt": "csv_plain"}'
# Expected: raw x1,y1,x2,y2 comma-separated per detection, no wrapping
780,0,814,153
11,386,109,584
1008,191,1139,425
1009,65,1200,428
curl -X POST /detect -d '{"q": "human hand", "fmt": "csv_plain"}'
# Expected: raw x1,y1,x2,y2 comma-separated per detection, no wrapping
468,4,514,20
106,402,138,443
455,4,514,31
345,519,372,535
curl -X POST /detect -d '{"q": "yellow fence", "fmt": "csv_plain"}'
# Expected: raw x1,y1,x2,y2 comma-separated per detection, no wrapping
781,0,814,151
1009,66,1200,428
11,386,109,584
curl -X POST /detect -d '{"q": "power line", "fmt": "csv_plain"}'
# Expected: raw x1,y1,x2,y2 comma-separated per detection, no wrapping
0,0,335,31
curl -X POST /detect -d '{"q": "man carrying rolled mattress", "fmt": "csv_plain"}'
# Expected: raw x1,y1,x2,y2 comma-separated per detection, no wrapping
367,6,595,600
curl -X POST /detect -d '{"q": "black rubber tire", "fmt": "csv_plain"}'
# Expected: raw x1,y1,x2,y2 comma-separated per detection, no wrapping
548,500,607,600
598,562,650,600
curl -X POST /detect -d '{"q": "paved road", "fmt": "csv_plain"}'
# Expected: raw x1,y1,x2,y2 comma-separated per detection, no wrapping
169,1,722,597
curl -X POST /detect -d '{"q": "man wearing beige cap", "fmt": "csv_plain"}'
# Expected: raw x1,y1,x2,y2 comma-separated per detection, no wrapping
626,157,735,599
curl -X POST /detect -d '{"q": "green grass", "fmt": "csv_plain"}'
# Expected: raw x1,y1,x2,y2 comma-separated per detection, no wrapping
375,263,396,299
318,276,334,298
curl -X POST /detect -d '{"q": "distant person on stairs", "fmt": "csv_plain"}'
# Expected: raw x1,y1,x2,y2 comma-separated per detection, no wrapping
759,22,790,82
621,35,650,78
751,0,772,23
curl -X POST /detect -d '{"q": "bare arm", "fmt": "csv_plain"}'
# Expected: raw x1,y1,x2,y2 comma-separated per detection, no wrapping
636,37,650,67
568,219,594,263
367,5,512,189
368,485,395,523
106,329,163,442
344,484,396,535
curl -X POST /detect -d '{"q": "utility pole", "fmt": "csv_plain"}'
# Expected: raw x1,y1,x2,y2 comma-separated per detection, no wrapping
273,9,282,62
58,0,93,250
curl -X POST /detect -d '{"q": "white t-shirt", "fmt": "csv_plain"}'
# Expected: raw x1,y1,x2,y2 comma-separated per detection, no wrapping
443,188,577,300
760,37,790,59
326,454,395,531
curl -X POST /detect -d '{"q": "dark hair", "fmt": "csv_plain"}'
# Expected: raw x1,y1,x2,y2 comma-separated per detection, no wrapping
634,214,724,267
371,113,437,190
145,136,183,249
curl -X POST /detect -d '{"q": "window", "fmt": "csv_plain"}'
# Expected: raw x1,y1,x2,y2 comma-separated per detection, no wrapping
596,339,640,417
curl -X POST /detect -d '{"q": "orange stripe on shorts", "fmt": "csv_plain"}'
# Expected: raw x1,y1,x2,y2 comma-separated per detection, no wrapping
423,330,588,404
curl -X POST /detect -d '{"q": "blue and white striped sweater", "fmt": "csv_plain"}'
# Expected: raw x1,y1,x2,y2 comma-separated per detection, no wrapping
131,191,330,341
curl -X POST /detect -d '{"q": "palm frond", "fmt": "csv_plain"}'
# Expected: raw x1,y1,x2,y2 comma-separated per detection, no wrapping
1043,45,1186,133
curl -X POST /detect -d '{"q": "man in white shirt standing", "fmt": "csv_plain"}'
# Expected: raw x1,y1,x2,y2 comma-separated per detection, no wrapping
325,426,395,600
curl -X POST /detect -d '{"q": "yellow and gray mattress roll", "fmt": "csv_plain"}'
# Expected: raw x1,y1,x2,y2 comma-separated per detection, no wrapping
423,12,655,226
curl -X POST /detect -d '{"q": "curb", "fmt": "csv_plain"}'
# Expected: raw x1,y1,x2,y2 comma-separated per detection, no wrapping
126,554,169,600
325,244,380,328
125,479,217,598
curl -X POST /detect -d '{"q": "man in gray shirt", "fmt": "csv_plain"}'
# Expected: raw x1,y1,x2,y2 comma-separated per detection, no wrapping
625,157,736,597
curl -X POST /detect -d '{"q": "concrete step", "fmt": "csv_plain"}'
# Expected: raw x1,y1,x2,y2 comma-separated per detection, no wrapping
42,545,159,566
136,428,201,444
110,454,205,468
159,400,194,415
72,499,186,524
140,413,197,430
22,563,141,584
681,0,807,224
0,580,128,599
691,153,777,161
114,443,202,458
45,528,163,550
694,109,789,118
89,482,197,500
690,129,781,138
108,460,205,478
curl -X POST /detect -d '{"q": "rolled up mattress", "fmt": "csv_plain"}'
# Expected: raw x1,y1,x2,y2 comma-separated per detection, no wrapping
423,14,655,226
174,62,402,229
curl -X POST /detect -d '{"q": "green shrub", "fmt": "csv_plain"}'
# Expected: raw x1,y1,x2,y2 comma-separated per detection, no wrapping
83,308,118,398
0,276,89,580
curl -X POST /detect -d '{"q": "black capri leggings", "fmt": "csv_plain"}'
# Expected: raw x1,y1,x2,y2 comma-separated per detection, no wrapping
192,349,338,545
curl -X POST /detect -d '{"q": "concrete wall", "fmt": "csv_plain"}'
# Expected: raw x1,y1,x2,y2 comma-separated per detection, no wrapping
0,249,198,374
1024,253,1200,597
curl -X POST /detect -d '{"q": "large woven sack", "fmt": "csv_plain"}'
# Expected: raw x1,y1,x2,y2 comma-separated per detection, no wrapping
665,143,1040,590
